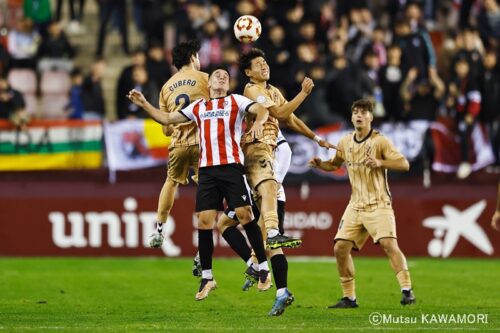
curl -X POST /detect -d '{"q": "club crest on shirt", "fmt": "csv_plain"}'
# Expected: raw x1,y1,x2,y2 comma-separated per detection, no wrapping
256,95,266,104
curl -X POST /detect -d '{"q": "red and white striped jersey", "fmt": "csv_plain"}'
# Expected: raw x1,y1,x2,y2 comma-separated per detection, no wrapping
179,94,255,168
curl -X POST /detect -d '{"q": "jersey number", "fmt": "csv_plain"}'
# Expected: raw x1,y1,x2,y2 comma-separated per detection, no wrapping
175,94,190,109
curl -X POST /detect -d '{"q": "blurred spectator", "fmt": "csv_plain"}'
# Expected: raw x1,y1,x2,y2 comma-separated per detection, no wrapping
117,66,157,119
282,4,304,43
116,49,146,116
37,21,75,72
368,25,387,67
345,7,374,63
452,27,485,82
293,43,340,128
480,49,500,170
96,0,129,57
55,0,85,35
0,44,9,76
145,41,171,90
23,0,52,37
65,67,84,119
446,56,482,179
0,76,29,129
262,24,293,93
400,67,445,121
82,58,106,119
360,50,385,118
380,44,405,121
220,46,240,92
326,55,365,121
133,0,167,47
478,0,500,49
394,17,433,82
198,19,223,69
7,18,40,69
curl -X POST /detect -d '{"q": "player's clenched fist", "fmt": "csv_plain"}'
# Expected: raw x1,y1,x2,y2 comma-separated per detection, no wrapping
127,89,148,108
364,155,382,168
301,77,315,95
308,157,336,171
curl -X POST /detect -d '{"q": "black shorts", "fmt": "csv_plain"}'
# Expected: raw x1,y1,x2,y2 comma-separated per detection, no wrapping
196,163,253,212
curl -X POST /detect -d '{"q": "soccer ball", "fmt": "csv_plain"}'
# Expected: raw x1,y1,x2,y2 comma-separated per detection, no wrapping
233,15,261,43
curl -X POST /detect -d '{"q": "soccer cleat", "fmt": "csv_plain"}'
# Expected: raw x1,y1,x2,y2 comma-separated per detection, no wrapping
268,289,295,316
192,254,202,278
266,234,302,249
195,278,217,301
257,269,272,292
149,232,164,248
328,297,359,309
400,289,416,305
242,266,259,291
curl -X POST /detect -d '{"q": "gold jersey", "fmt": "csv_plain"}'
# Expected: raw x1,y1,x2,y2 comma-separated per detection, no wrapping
335,129,405,211
159,68,209,148
241,82,283,146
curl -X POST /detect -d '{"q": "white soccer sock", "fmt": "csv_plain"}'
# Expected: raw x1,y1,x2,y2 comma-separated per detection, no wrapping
402,288,411,292
201,270,213,280
156,222,163,233
267,229,279,238
258,261,269,272
276,288,286,297
246,258,254,267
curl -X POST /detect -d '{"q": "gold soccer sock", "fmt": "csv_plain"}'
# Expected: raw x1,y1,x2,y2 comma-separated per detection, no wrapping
396,270,412,291
263,211,279,234
340,277,355,300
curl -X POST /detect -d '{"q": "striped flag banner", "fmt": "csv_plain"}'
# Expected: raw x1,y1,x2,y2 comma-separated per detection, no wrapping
103,119,170,173
0,119,103,170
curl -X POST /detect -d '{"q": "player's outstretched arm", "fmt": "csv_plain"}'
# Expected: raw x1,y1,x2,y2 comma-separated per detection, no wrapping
267,77,314,120
127,89,187,125
247,103,269,139
285,114,338,150
365,155,410,171
308,156,341,172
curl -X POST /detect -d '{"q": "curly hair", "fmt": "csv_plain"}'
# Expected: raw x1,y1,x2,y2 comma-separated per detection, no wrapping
239,48,266,75
172,39,201,70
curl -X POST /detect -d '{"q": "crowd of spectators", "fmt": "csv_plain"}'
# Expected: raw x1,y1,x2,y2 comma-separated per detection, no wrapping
0,0,499,176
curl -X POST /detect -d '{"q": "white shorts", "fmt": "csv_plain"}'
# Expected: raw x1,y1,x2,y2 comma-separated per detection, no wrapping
274,130,291,201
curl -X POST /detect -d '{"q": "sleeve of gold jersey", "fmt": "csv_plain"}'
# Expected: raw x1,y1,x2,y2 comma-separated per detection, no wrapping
244,85,276,108
379,135,405,161
331,135,347,166
159,85,171,113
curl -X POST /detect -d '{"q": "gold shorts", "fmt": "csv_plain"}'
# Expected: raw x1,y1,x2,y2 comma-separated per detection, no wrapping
167,145,199,185
242,142,276,191
334,205,397,250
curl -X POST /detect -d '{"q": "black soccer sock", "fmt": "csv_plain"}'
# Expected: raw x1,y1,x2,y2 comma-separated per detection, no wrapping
243,221,267,264
222,226,251,263
271,254,288,290
198,229,214,271
277,200,285,235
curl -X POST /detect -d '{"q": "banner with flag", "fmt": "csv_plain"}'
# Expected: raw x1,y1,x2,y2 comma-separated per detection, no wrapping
103,119,170,173
0,120,103,170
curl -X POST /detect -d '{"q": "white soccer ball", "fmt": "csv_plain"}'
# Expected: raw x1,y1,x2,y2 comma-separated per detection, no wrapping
233,15,261,43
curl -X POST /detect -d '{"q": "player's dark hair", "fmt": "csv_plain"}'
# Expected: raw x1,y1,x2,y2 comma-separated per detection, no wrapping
351,99,374,113
209,66,230,78
172,39,200,70
239,48,266,75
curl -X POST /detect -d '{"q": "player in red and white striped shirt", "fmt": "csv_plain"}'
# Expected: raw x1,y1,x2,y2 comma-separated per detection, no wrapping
128,67,272,302
179,89,250,168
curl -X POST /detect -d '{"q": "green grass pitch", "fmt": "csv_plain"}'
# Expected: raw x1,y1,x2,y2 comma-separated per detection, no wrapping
0,257,499,332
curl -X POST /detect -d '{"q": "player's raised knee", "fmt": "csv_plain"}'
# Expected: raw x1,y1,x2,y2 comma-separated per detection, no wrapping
235,206,254,224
